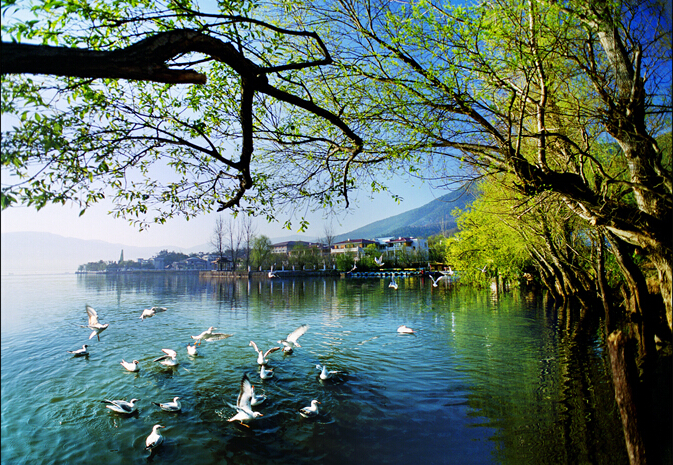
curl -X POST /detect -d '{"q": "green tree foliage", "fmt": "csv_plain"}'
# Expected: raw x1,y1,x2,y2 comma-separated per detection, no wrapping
444,181,533,287
250,235,272,269
281,0,672,332
154,249,188,268
1,0,371,230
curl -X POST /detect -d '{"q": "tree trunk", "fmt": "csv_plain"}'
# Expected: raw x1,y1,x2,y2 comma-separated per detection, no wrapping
607,330,647,465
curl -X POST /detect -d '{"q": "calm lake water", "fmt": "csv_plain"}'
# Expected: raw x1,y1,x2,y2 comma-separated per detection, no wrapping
1,273,628,464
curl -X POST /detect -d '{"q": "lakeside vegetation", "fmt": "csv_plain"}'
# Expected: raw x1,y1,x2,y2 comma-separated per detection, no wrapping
2,0,670,462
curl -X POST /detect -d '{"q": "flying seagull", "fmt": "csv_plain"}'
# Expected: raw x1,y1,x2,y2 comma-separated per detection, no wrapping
249,340,281,365
430,275,445,287
80,305,109,341
153,349,179,367
374,255,385,267
278,324,309,353
191,326,233,346
228,373,264,427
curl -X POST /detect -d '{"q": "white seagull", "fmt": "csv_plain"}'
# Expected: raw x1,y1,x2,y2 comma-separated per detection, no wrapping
80,305,109,341
191,326,233,346
397,325,415,334
151,306,167,312
260,365,274,379
249,341,281,365
145,424,165,451
153,396,181,412
299,400,321,418
478,265,487,273
441,266,455,276
374,255,385,267
187,343,199,356
228,373,264,427
268,265,277,278
154,349,179,367
120,359,140,372
316,364,341,380
349,264,357,273
278,324,309,353
430,274,445,287
67,344,89,356
389,276,398,290
139,308,156,320
250,385,266,406
102,398,139,414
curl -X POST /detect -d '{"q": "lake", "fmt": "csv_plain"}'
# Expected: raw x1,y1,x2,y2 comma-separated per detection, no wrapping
0,273,628,464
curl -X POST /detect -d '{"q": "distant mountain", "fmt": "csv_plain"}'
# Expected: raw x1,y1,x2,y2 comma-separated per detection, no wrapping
0,232,207,275
1,187,474,275
334,187,474,242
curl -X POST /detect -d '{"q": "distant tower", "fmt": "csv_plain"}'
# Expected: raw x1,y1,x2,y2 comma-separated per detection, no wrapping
119,249,124,264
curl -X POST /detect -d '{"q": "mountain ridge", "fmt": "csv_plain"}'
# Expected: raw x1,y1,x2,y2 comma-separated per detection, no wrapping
1,187,474,274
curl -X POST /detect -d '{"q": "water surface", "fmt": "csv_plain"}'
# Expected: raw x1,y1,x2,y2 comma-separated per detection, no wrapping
1,273,627,464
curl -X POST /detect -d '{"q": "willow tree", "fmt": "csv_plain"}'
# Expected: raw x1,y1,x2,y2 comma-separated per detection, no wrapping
278,0,670,461
282,0,671,322
0,0,381,231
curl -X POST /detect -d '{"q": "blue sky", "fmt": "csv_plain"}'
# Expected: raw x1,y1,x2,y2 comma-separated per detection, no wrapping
0,175,440,247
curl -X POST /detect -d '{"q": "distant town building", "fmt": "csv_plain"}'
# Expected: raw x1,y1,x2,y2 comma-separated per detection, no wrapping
271,241,330,256
330,238,378,257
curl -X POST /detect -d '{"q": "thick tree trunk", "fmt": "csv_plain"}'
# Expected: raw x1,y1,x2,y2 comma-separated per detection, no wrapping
608,330,647,465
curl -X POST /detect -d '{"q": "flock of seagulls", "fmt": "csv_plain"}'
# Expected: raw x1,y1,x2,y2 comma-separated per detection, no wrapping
67,295,420,456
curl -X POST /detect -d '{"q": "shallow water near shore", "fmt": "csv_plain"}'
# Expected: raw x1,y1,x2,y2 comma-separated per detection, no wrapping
1,273,628,464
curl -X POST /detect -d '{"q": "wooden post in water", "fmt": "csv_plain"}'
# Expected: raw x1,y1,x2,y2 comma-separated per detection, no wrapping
607,330,647,465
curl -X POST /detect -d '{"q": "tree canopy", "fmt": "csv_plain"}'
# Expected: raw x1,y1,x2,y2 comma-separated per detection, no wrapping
1,0,379,230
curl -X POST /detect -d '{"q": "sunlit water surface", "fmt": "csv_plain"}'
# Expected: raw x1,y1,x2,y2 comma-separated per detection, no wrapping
1,273,628,464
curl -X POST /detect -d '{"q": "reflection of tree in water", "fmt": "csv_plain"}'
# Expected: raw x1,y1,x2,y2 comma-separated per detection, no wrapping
469,302,629,465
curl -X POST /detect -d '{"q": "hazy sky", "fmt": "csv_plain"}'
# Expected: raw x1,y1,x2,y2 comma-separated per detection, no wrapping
0,177,440,248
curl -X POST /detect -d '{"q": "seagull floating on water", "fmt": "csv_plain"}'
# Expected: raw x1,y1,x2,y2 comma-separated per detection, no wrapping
80,305,109,341
250,385,266,406
389,276,398,290
187,343,199,356
153,396,181,412
145,424,165,451
374,255,385,267
430,274,445,287
397,325,415,334
278,324,309,353
191,326,233,345
299,400,321,418
249,341,281,365
228,373,264,427
102,398,139,414
316,364,341,380
120,359,140,372
154,349,179,367
67,344,89,356
260,365,274,379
